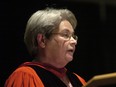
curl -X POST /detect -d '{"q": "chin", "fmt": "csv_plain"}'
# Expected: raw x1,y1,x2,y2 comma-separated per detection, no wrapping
66,56,73,62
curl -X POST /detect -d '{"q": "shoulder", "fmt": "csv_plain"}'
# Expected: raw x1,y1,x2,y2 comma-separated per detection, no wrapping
9,66,39,78
14,66,36,75
5,66,44,87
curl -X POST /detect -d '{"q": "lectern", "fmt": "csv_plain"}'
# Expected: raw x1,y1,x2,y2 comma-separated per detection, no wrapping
82,72,116,87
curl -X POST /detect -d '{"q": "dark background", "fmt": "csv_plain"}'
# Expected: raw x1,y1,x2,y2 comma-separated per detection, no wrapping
1,0,116,86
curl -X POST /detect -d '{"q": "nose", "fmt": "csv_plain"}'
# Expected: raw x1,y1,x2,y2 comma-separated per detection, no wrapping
70,37,77,45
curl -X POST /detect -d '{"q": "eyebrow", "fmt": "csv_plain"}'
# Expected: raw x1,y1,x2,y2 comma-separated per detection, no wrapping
61,29,74,34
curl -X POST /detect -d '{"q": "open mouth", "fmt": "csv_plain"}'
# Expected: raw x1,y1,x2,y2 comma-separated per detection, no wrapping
68,49,74,52
67,49,74,55
68,48,75,53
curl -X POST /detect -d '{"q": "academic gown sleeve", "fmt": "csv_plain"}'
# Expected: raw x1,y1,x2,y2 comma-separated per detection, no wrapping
4,66,44,87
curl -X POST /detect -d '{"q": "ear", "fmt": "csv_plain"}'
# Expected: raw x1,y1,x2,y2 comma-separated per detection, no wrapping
37,34,46,48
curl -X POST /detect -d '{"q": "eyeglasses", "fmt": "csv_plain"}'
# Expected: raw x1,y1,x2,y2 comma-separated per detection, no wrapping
51,32,78,41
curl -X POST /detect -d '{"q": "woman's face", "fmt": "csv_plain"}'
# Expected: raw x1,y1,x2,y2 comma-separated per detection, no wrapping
45,20,77,67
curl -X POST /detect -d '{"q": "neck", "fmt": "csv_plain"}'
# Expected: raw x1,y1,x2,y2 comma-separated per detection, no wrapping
33,57,67,68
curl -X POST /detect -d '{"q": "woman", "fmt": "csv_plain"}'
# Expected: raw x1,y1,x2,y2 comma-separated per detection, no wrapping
5,8,86,87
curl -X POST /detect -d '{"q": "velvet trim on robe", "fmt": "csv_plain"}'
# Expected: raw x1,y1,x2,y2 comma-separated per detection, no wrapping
4,62,86,87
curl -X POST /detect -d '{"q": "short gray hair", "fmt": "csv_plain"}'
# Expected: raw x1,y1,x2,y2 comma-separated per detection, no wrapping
24,8,77,57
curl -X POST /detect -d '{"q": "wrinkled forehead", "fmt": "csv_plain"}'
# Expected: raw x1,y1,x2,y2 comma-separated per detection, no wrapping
57,20,74,33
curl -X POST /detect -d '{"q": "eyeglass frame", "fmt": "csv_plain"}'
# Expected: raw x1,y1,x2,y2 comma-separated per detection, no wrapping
51,32,78,41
